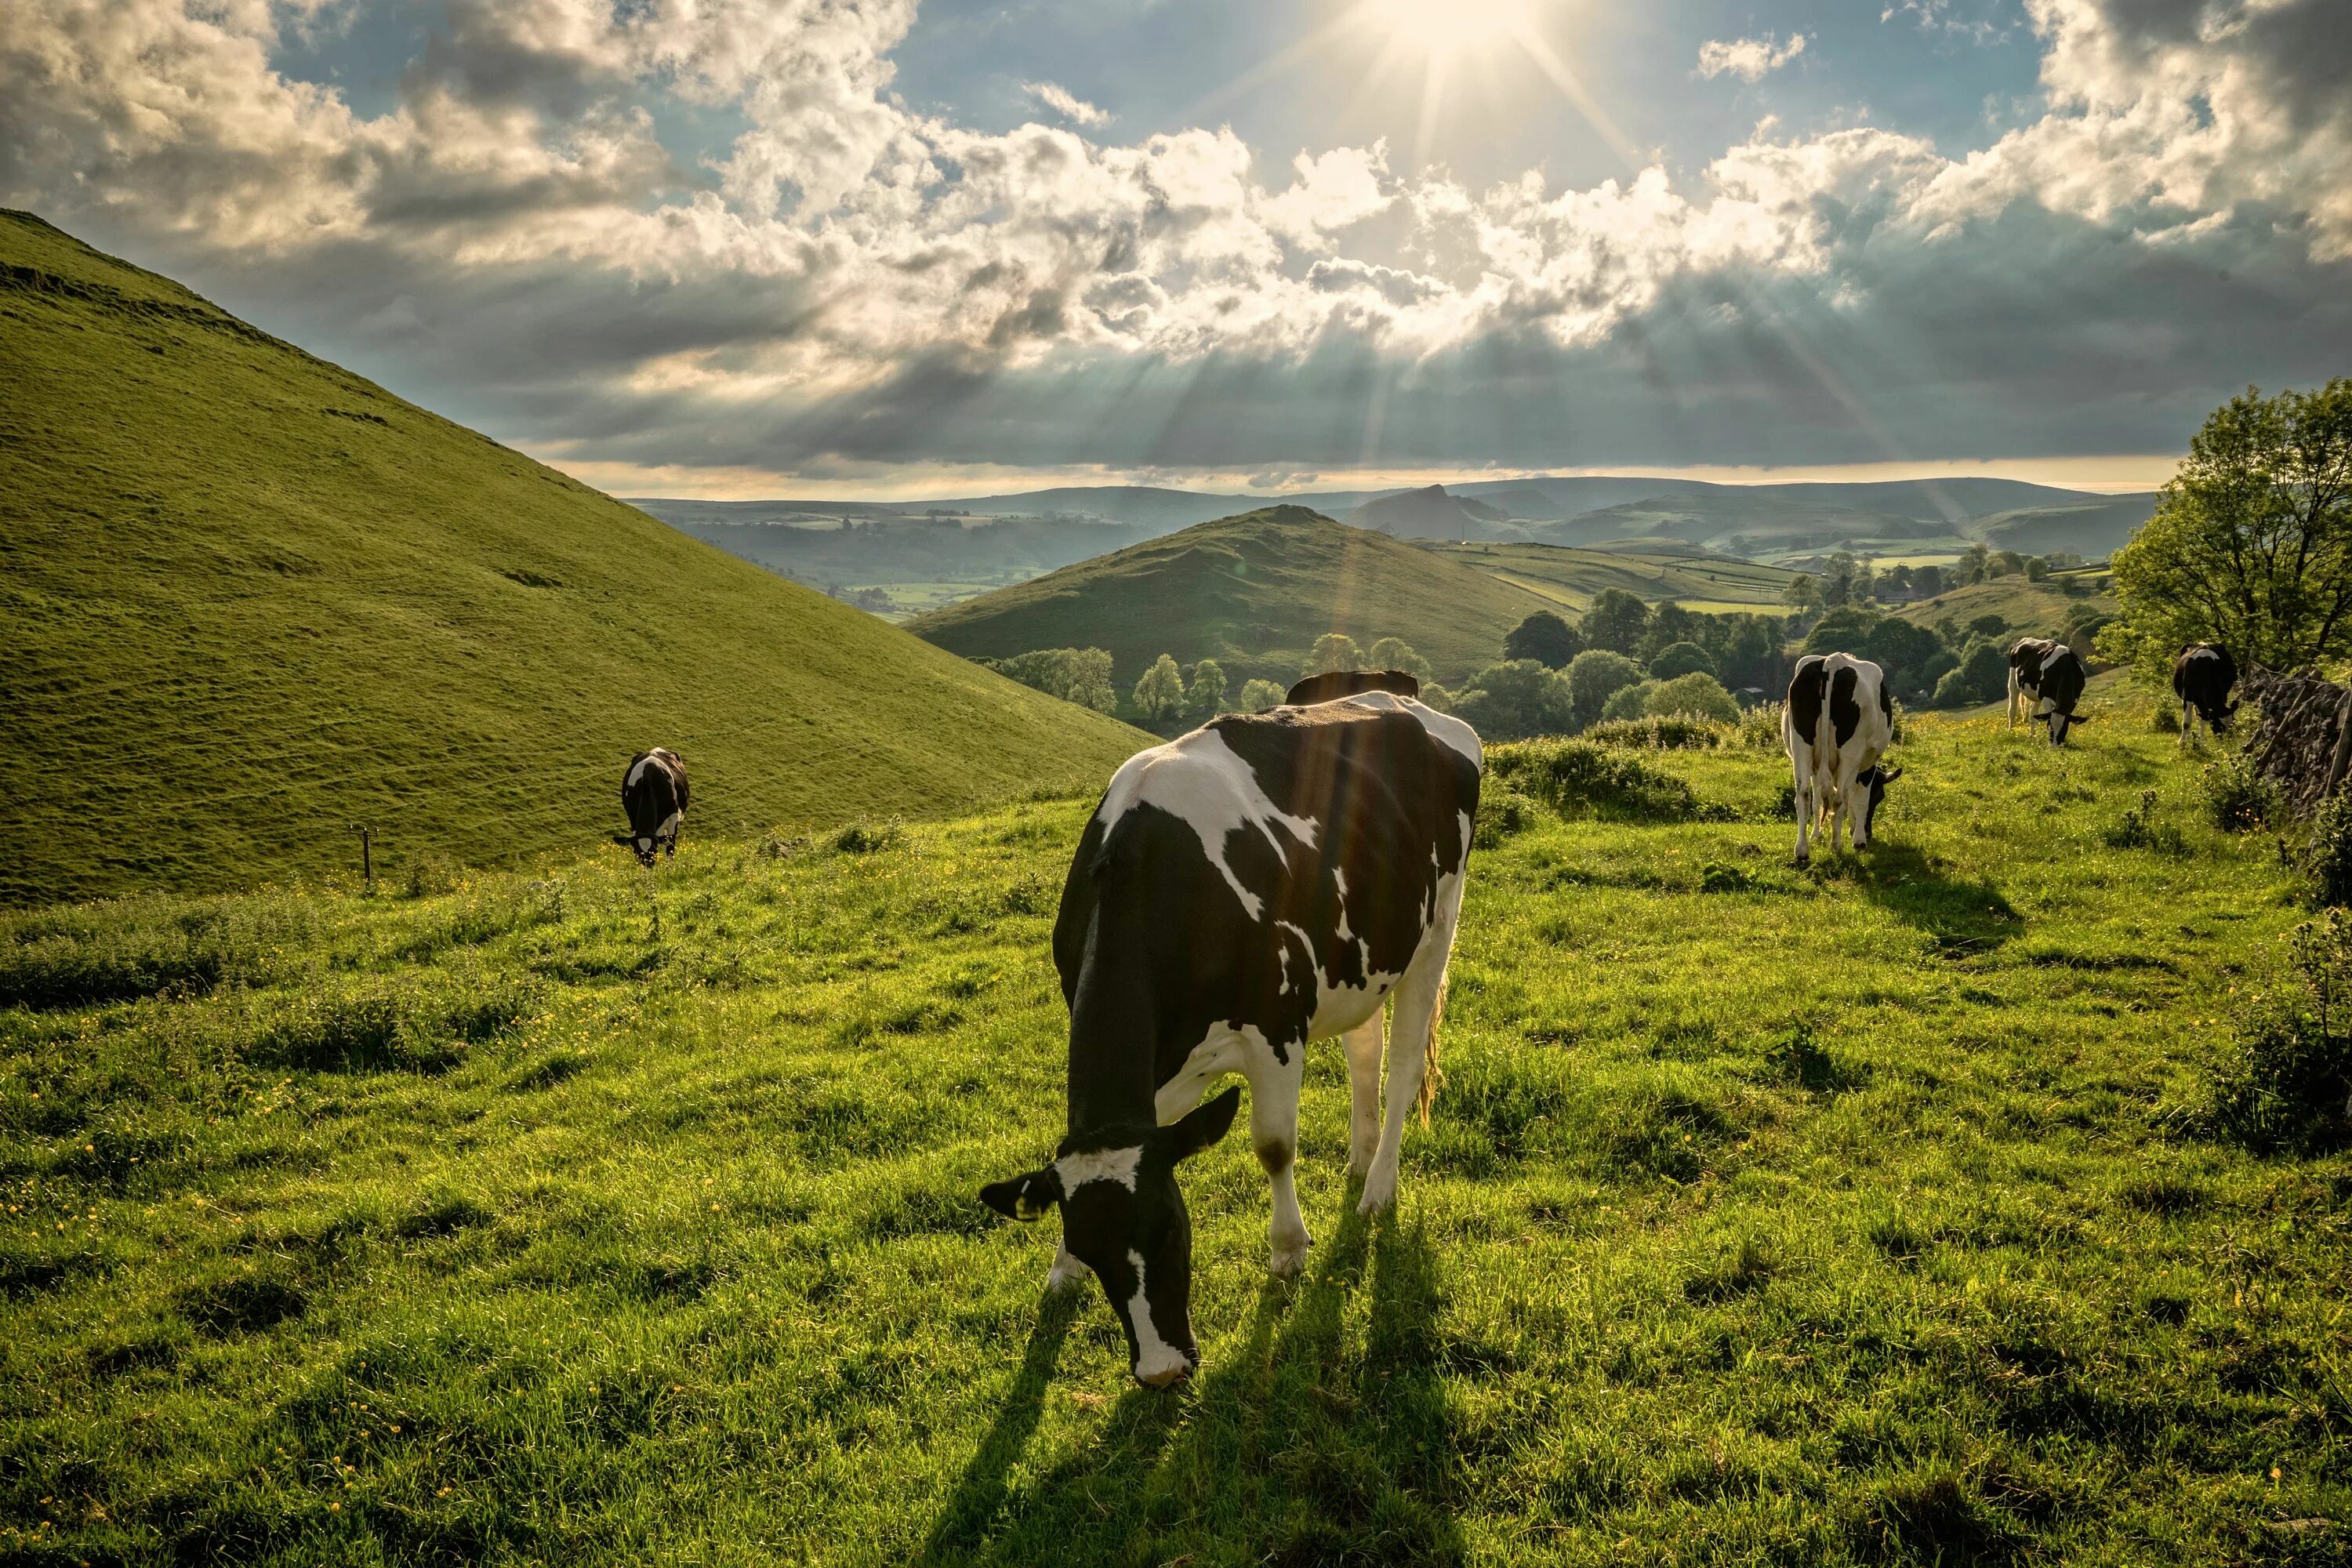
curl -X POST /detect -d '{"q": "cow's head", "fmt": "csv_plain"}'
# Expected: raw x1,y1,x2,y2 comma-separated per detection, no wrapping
1857,764,1904,844
980,1087,1241,1388
2049,710,2090,745
613,831,660,868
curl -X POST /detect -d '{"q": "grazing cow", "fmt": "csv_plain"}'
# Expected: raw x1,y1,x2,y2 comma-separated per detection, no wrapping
619,748,690,866
1785,653,1901,867
2007,637,2063,728
981,693,1481,1386
2031,644,2091,745
1284,668,1421,706
2173,644,2239,745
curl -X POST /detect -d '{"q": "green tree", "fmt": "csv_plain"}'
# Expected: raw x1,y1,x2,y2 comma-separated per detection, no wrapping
1417,683,1454,713
1857,618,1947,697
1822,552,1858,608
2102,381,2352,677
1991,550,2026,578
1301,633,1364,677
1133,654,1187,720
1451,660,1577,741
1581,590,1650,655
1912,564,1946,598
1646,672,1740,724
2024,556,2050,582
1367,637,1436,684
1648,641,1717,680
1601,681,1655,723
1566,648,1644,729
1959,544,1991,586
1781,573,1823,614
1932,640,2010,708
1237,678,1287,711
1501,612,1581,670
989,648,1118,713
1637,601,1700,662
1185,659,1228,720
1802,604,1882,655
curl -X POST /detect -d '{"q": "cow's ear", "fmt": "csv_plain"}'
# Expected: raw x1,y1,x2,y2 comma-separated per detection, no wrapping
1151,1086,1243,1165
1879,766,1904,784
979,1167,1062,1221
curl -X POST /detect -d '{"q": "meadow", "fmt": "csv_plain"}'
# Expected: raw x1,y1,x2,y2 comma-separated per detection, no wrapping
3,690,2348,1565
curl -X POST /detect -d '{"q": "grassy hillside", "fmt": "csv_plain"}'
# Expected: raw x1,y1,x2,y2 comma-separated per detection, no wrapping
907,507,1559,687
0,212,1144,906
5,700,2347,1563
1976,495,2156,560
1428,541,1795,615
1893,568,2118,638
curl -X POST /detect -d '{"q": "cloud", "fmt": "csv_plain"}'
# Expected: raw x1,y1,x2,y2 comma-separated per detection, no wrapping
0,0,2346,486
1022,80,1109,127
1696,33,1808,82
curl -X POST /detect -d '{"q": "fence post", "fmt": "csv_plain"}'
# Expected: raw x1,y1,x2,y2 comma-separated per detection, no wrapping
350,823,373,886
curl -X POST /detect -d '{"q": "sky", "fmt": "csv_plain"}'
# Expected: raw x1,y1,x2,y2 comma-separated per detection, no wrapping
3,0,2349,499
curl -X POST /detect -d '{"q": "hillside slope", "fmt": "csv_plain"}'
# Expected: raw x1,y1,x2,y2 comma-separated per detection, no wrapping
1343,484,1509,539
1975,495,2155,558
1891,568,2118,638
0,211,1145,904
1425,542,1796,613
906,507,1559,686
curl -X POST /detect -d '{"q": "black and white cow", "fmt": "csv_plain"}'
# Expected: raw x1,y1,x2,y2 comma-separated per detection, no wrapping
2028,644,2091,746
2006,637,2063,729
1285,668,1421,706
981,693,1482,1386
1785,653,1900,867
619,748,690,866
2173,643,2239,746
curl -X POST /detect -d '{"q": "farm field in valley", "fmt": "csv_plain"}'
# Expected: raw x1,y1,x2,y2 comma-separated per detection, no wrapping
5,690,2347,1565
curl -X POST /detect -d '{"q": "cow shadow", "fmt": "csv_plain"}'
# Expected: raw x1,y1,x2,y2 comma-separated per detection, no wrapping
920,1203,1463,1566
1854,842,2023,955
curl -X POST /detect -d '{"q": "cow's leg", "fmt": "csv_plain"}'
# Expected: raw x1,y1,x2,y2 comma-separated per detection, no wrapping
1046,1246,1087,1293
2180,699,2193,749
1360,931,1456,1216
1342,1010,1385,1179
1791,752,1813,867
2007,668,2020,728
1246,1044,1310,1276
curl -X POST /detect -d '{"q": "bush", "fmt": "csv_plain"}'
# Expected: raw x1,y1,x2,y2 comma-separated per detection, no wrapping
1453,659,1577,741
1599,682,1654,723
1301,633,1363,677
1932,640,2009,708
1738,701,1786,750
2212,913,2352,1149
1236,678,1287,711
2103,790,2189,855
2201,751,2280,832
1472,782,1548,849
1581,717,1728,750
1367,637,1435,685
1487,740,1719,822
1566,649,1645,729
830,819,902,855
1646,672,1740,725
2310,789,2352,906
1647,641,1716,680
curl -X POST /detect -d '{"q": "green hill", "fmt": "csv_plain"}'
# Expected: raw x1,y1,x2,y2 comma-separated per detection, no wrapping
1974,495,2155,559
0,211,1145,905
1425,541,1796,614
1891,567,2118,639
906,507,1560,687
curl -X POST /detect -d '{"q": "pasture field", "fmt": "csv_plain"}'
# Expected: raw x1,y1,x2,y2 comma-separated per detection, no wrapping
4,701,2349,1565
1425,543,1795,615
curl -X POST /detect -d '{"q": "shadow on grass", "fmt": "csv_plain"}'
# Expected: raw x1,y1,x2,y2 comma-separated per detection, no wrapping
1853,843,2023,956
922,1203,1462,1566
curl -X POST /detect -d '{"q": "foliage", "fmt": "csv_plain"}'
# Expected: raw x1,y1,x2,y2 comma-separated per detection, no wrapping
1932,641,2010,709
0,213,1141,904
1738,700,1787,750
2201,750,2281,832
1485,739,1712,822
2308,788,2352,906
1365,637,1434,686
1647,641,1716,681
1645,672,1741,725
1601,681,1655,723
2103,790,2189,855
1802,605,1881,656
1857,618,1950,699
1417,682,1454,713
1133,653,1188,720
1236,678,1287,711
1501,612,1581,670
1781,572,1821,612
1184,658,1228,720
1566,648,1646,730
1470,782,1547,848
989,647,1120,713
1301,633,1364,677
2212,912,2352,1149
1581,717,1730,750
2102,380,2352,679
1580,589,1650,655
1452,659,1577,742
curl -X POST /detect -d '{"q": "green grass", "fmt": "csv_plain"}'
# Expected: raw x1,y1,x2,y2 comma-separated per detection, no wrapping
5,695,2348,1563
1893,571,2118,638
907,506,1562,688
1427,542,1796,615
0,211,1145,905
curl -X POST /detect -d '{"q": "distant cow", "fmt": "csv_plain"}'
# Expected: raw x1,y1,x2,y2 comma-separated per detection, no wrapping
619,749,690,866
2007,637,2064,729
1284,668,1421,706
981,693,1481,1386
1785,652,1901,867
2028,645,2091,745
2173,644,2239,745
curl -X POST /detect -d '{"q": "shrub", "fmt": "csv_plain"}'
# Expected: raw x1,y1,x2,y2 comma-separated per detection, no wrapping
1487,740,1718,822
2211,913,2352,1149
1582,717,1727,750
2103,790,2189,855
2309,789,2352,906
1738,701,1786,750
2201,750,2279,832
1566,649,1644,729
1454,659,1577,741
1646,672,1740,725
1599,681,1654,723
2151,699,2182,734
1647,641,1715,680
403,851,465,898
1472,782,1548,849
830,819,902,855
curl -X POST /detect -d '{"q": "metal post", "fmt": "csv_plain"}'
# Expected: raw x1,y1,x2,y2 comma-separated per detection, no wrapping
350,824,372,885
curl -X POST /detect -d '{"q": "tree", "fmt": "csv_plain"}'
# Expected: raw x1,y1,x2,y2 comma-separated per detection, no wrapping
1501,612,1581,670
1417,683,1454,713
1933,640,2009,708
1822,552,1858,608
1959,544,1991,586
1566,648,1644,729
1646,672,1740,724
1858,617,1947,698
1367,637,1436,684
1851,562,1878,604
1912,564,1945,598
1237,678,1287,710
2102,381,2352,677
1720,618,1780,691
1133,654,1187,720
1302,633,1363,677
1581,590,1650,655
1648,641,1717,680
1781,573,1822,614
1991,550,2026,578
989,647,1119,713
1802,605,1882,656
2024,556,2050,582
1882,564,1915,597
1185,659,1228,720
1600,681,1655,723
1451,660,1577,741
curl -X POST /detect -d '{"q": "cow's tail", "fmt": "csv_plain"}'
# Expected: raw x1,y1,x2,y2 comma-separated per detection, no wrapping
1416,968,1450,1128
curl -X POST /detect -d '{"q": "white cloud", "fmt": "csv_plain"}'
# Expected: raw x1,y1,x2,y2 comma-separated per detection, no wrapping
1022,80,1110,127
1696,32,1808,82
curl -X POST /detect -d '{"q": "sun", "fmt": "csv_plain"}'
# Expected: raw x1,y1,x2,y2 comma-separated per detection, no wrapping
1359,0,1537,56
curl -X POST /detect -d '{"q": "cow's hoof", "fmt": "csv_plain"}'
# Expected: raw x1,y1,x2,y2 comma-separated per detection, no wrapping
1270,1238,1311,1279
1793,855,1810,870
1045,1257,1088,1294
1356,1174,1398,1215
1136,1364,1189,1390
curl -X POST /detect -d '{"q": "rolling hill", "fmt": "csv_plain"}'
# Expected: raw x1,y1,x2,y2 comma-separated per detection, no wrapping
1890,568,2119,640
1343,483,1510,539
0,210,1145,904
1425,542,1798,614
1975,494,2158,557
906,507,1561,688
